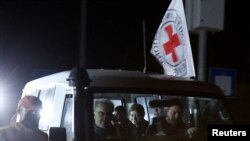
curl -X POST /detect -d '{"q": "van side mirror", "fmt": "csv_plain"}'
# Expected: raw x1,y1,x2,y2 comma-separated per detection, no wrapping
49,127,67,141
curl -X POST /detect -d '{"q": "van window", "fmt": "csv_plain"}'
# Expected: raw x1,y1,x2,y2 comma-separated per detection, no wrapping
93,92,233,141
38,87,56,131
25,89,38,97
136,96,160,122
61,94,73,141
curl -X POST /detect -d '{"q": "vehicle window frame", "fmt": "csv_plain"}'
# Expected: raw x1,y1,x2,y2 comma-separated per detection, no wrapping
83,86,235,141
38,86,56,131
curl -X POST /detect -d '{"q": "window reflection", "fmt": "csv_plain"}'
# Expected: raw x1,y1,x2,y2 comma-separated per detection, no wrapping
61,94,73,141
93,93,233,141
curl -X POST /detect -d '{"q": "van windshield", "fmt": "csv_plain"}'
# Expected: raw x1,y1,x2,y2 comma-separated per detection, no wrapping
93,92,233,141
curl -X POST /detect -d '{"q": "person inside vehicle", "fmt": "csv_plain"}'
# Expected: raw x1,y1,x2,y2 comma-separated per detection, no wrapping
94,99,117,139
129,103,149,139
112,105,133,139
0,95,48,141
149,106,164,125
146,99,198,140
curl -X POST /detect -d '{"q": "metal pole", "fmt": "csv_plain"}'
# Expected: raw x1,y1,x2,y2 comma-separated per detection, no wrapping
74,1,88,141
197,30,207,81
80,0,87,68
142,20,147,73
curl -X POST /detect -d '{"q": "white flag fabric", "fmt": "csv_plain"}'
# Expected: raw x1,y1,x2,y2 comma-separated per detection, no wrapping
151,0,195,78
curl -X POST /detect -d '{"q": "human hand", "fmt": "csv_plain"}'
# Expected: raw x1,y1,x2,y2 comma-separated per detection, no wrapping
187,127,198,138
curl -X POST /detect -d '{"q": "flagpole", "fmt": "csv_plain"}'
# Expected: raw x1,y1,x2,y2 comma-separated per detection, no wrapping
80,0,87,69
197,30,207,81
143,20,147,74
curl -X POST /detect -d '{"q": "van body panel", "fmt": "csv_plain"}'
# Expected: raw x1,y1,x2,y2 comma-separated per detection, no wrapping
20,69,234,141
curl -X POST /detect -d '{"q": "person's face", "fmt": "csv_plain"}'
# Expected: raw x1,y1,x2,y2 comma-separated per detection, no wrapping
94,103,112,128
166,105,182,125
152,107,161,117
113,110,126,124
129,111,143,126
18,106,41,124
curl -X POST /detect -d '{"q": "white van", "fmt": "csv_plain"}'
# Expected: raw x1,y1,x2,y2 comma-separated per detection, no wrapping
20,68,234,141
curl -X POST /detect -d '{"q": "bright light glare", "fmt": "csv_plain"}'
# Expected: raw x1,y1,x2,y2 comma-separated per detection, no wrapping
0,94,3,110
0,87,5,112
39,103,53,130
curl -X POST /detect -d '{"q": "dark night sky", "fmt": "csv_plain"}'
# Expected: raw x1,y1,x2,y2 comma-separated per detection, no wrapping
0,0,249,125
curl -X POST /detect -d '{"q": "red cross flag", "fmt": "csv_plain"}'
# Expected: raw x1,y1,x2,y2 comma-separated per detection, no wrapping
151,0,195,78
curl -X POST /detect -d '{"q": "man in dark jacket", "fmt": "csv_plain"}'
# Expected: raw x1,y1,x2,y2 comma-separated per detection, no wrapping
0,95,48,141
146,99,197,141
94,99,117,139
112,105,133,139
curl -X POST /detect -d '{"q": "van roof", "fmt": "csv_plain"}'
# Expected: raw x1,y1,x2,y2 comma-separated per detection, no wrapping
23,69,224,98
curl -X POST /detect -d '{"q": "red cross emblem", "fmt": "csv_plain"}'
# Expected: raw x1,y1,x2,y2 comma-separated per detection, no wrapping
163,25,181,63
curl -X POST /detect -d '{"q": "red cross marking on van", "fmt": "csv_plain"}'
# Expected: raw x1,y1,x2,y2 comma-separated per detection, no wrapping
163,25,181,63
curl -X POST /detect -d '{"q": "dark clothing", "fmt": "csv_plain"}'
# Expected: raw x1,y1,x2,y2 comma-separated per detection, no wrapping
146,119,190,141
116,119,133,139
130,119,149,139
94,124,117,139
0,122,48,141
146,117,165,135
